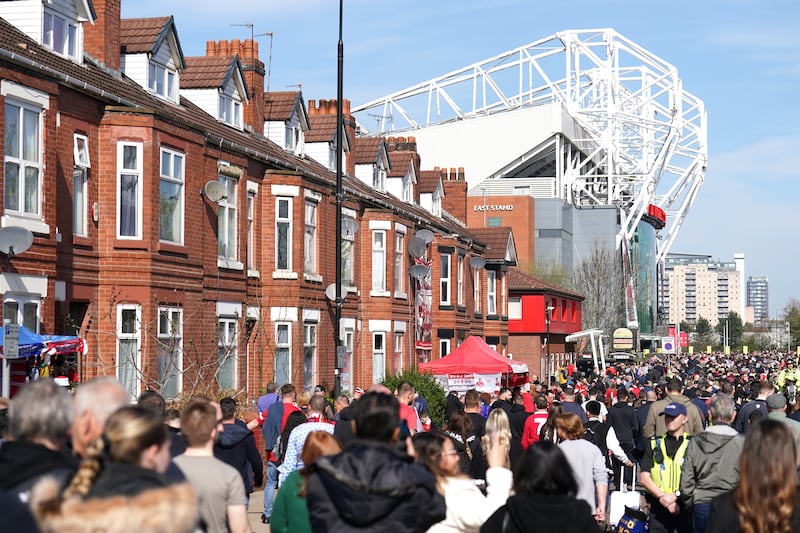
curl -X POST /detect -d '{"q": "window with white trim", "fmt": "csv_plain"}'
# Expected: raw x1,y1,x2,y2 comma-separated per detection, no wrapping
473,267,481,313
219,94,242,128
457,256,464,306
247,190,256,271
373,166,386,191
402,175,413,203
341,215,355,285
440,254,451,305
393,332,403,374
275,322,291,387
217,317,237,390
341,328,354,393
4,100,42,217
217,176,238,259
440,338,451,358
43,9,79,59
117,304,141,399
372,332,386,384
159,147,184,243
73,134,90,237
487,270,497,315
303,322,317,392
148,61,177,101
394,232,404,294
157,307,182,399
276,197,292,271
3,296,40,332
509,296,522,320
117,142,143,238
501,272,507,315
372,230,386,291
304,200,317,275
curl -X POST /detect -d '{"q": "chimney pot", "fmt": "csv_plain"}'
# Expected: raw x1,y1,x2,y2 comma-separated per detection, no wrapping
343,98,351,116
206,40,217,56
218,40,229,56
230,38,241,56
308,99,316,115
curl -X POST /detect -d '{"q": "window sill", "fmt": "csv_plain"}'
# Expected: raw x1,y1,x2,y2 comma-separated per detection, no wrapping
487,314,500,321
394,291,407,300
474,313,483,319
439,304,455,311
2,215,50,236
457,305,467,312
370,290,391,298
304,273,323,283
247,269,260,278
273,270,298,280
72,235,92,247
114,239,147,250
218,258,244,271
158,242,188,255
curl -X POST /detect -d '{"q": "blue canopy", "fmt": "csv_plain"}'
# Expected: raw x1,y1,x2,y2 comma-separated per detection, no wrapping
0,325,46,358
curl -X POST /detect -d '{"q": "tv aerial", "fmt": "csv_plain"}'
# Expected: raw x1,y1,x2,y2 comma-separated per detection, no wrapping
203,181,228,203
0,226,33,258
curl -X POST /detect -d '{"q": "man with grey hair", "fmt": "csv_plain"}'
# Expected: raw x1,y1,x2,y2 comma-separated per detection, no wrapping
71,376,129,458
0,380,75,502
679,393,744,533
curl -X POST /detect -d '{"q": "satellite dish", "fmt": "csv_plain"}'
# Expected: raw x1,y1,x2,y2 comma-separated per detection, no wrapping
0,226,33,258
203,180,227,203
325,283,347,302
414,229,434,244
469,257,486,269
409,264,430,280
408,238,427,259
341,217,359,238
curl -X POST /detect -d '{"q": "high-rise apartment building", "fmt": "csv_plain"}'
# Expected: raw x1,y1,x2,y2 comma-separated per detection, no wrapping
660,253,744,326
747,275,769,324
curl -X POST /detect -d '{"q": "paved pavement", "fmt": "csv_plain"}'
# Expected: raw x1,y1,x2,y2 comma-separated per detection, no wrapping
247,489,271,533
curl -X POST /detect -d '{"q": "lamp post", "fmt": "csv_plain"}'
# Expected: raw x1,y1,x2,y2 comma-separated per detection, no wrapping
545,304,555,386
333,0,344,397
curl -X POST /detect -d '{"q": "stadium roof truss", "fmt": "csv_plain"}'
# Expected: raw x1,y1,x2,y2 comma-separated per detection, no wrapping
352,29,707,262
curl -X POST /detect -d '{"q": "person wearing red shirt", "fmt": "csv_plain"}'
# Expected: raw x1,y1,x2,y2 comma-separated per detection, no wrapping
522,395,550,449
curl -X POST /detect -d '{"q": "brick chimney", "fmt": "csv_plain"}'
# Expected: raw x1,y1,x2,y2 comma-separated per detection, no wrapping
83,0,121,71
442,166,468,223
207,39,265,135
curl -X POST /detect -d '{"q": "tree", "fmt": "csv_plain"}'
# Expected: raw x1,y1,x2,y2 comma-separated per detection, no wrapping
784,299,800,351
714,311,744,350
383,369,446,427
522,259,571,287
570,244,626,337
693,316,714,351
679,320,693,334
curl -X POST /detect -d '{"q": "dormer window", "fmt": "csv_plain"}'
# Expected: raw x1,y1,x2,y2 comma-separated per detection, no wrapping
43,9,79,59
432,190,442,217
285,126,304,155
219,94,242,128
402,175,413,203
148,61,177,101
373,166,386,192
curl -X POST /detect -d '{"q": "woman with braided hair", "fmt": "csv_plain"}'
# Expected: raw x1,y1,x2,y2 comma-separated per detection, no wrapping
30,405,198,533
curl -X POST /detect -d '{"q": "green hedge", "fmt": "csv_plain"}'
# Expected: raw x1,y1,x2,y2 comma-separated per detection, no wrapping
383,370,446,427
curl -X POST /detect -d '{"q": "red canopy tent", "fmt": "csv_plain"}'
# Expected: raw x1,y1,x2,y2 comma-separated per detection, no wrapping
419,335,528,376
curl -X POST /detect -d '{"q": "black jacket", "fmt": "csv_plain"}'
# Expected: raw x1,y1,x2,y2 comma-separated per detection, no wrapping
214,419,264,492
0,440,75,501
306,439,445,532
333,401,358,447
87,461,172,498
508,404,530,441
481,492,602,533
607,401,639,454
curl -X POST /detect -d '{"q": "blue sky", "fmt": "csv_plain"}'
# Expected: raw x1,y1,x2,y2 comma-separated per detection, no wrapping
124,0,800,314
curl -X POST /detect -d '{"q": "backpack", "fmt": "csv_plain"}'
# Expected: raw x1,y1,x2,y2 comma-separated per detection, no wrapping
275,411,307,465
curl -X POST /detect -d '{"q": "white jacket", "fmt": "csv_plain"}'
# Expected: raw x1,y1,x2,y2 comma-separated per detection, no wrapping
426,467,513,533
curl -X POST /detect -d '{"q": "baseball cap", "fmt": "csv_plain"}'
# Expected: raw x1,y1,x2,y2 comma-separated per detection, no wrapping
660,402,687,417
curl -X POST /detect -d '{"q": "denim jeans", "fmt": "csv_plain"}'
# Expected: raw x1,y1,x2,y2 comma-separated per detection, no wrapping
693,502,711,533
263,461,278,518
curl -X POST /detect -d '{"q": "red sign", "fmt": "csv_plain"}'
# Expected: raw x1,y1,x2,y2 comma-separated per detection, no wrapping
668,327,689,348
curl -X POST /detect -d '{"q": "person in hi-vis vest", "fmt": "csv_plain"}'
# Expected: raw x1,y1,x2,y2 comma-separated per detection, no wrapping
639,402,692,533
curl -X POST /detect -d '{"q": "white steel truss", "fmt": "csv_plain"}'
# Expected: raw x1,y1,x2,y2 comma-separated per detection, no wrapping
352,29,707,262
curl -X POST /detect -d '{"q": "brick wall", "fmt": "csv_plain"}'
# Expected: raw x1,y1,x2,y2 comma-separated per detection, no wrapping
83,0,121,71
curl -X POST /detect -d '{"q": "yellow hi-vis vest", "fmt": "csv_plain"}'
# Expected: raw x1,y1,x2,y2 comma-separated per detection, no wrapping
649,434,689,494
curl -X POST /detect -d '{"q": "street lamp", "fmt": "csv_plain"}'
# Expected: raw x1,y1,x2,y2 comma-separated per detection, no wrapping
545,304,555,386
333,0,345,397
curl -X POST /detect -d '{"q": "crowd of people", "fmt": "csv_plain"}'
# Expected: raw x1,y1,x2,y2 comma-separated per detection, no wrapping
1,350,800,532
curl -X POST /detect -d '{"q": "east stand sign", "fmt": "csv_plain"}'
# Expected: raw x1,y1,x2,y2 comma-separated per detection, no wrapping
434,372,503,394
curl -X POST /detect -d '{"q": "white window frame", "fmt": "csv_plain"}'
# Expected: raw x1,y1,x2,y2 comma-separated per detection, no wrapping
373,165,386,191
473,266,481,314
247,190,256,272
4,98,43,218
43,8,79,60
457,255,464,307
276,197,293,271
402,175,413,203
218,176,238,260
159,147,184,244
340,327,355,393
487,270,497,316
117,142,143,239
440,253,451,305
72,135,89,238
219,93,242,128
157,307,183,399
275,322,292,387
303,322,317,392
148,61,177,101
73,134,90,168
440,338,451,358
342,215,356,286
501,272,507,316
509,296,522,320
304,199,318,275
3,295,40,332
217,316,238,390
372,331,386,384
372,230,387,292
393,332,403,374
394,232,404,296
116,304,141,400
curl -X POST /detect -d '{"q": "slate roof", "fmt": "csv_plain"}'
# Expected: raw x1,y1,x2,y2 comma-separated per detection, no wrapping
469,227,514,262
264,91,301,121
507,268,584,299
352,136,385,165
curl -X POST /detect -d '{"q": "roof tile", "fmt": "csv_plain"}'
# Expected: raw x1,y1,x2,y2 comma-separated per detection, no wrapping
120,17,171,54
